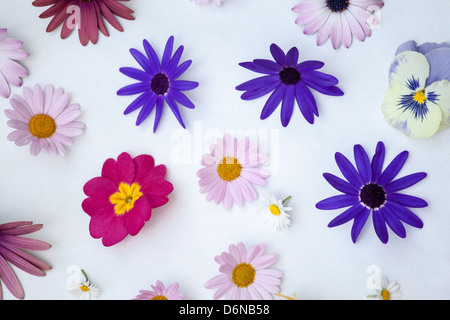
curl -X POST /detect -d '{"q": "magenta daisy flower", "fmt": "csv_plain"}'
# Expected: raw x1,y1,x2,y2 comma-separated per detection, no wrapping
0,29,29,99
292,0,384,49
204,242,282,300
197,134,269,210
32,0,134,46
0,221,52,300
133,281,184,300
82,152,174,247
5,84,85,157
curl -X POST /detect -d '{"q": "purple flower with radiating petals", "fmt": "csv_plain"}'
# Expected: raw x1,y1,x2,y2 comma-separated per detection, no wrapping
316,142,427,244
117,36,199,132
0,221,52,300
236,43,343,127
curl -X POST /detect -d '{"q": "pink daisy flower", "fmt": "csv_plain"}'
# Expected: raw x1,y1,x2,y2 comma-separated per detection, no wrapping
197,134,269,210
32,0,135,46
204,242,282,300
292,0,384,49
0,221,52,300
0,28,29,99
191,0,225,6
82,152,174,247
133,281,184,300
5,84,85,157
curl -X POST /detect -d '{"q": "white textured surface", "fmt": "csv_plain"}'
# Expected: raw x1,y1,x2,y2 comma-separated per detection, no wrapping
1,0,450,300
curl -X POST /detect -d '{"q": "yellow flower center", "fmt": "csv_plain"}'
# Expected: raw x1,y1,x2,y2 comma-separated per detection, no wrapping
151,295,168,300
413,90,426,104
381,289,390,300
28,114,56,139
232,263,255,288
109,182,143,215
217,156,242,181
269,204,281,216
80,285,91,292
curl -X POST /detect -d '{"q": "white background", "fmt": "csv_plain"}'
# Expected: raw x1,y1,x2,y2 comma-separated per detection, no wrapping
1,0,450,300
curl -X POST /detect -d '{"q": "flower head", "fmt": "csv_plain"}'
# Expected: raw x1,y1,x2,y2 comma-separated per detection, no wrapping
82,152,174,247
259,194,292,230
67,269,100,300
236,44,343,127
5,84,85,157
0,221,52,300
368,277,402,300
382,41,450,139
32,0,134,46
133,281,184,300
292,0,384,49
0,29,29,98
316,141,427,244
197,134,269,210
204,242,282,300
117,36,199,132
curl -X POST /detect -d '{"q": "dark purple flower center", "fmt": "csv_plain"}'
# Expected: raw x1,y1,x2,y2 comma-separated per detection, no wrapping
279,67,301,85
360,183,386,209
151,73,170,95
326,0,350,12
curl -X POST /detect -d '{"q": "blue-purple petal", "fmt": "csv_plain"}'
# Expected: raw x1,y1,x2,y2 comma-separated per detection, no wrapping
295,82,315,124
172,60,192,79
123,91,152,115
316,194,359,210
236,75,279,92
386,193,428,208
354,144,372,184
153,96,164,132
323,172,359,195
280,85,295,127
334,152,364,187
373,209,389,244
270,44,286,66
117,82,149,96
297,60,324,72
165,93,186,128
160,36,174,72
371,141,385,183
253,59,283,73
260,84,283,119
378,151,408,186
130,48,154,74
301,70,339,87
142,39,161,73
385,172,427,193
379,205,406,238
351,208,370,243
239,62,278,75
285,47,299,67
240,81,279,101
170,89,196,109
302,77,344,96
166,45,184,75
119,67,152,81
328,204,366,228
136,94,158,126
385,201,423,228
171,80,199,91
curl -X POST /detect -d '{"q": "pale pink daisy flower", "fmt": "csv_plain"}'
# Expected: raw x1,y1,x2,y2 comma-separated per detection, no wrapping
0,28,29,98
133,281,184,300
292,0,384,49
192,0,225,6
5,84,85,157
204,242,282,300
197,134,269,210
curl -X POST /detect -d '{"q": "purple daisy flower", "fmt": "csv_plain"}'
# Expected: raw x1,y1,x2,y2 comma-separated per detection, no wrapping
117,36,199,132
0,221,52,299
236,44,344,127
316,141,427,244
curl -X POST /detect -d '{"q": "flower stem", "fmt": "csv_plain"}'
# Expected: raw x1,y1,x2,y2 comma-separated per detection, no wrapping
274,293,299,300
282,196,292,205
81,269,88,282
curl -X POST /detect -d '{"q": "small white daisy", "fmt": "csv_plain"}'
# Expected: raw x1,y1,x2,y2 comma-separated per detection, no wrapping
67,270,101,300
259,194,292,230
368,277,402,300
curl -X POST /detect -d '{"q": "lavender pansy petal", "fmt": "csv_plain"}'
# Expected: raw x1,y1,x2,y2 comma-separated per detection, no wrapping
425,47,450,86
